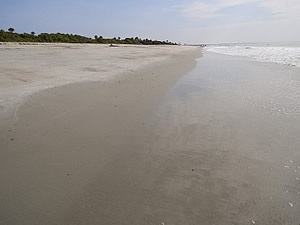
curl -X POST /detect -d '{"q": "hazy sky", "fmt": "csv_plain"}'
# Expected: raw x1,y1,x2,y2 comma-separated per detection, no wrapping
1,0,300,44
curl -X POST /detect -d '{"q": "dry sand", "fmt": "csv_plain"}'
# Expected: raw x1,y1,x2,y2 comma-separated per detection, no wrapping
0,43,201,225
0,43,197,116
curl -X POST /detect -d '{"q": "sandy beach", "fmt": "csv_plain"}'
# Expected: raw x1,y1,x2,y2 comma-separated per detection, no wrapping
0,43,201,224
1,44,300,225
0,43,197,116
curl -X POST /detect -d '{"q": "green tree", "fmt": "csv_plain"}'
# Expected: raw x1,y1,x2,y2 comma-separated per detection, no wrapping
0,29,177,45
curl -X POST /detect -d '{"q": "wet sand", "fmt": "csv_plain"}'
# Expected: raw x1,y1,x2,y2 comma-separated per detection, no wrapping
1,46,300,225
151,53,300,225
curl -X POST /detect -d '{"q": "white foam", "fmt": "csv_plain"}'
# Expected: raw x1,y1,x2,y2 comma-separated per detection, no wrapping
206,45,300,67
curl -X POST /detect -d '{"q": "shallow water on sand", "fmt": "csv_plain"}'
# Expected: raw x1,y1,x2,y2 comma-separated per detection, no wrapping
150,52,300,224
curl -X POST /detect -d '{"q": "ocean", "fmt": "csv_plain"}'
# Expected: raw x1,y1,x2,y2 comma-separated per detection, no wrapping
205,41,300,67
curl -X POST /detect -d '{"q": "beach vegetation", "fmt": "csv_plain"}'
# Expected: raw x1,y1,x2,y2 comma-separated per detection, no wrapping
0,29,177,45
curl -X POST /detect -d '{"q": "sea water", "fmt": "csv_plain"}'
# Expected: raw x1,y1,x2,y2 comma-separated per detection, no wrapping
206,42,300,67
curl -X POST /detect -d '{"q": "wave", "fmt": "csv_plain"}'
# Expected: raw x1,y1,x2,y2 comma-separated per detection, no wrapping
206,45,300,67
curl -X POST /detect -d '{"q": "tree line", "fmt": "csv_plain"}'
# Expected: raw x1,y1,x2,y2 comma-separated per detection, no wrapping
0,28,177,45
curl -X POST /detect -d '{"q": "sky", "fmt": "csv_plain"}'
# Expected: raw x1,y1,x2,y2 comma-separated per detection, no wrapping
0,0,300,44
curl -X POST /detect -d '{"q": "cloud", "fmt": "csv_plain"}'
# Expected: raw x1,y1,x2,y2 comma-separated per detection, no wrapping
177,0,258,19
178,0,300,20
172,0,300,43
260,0,300,19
